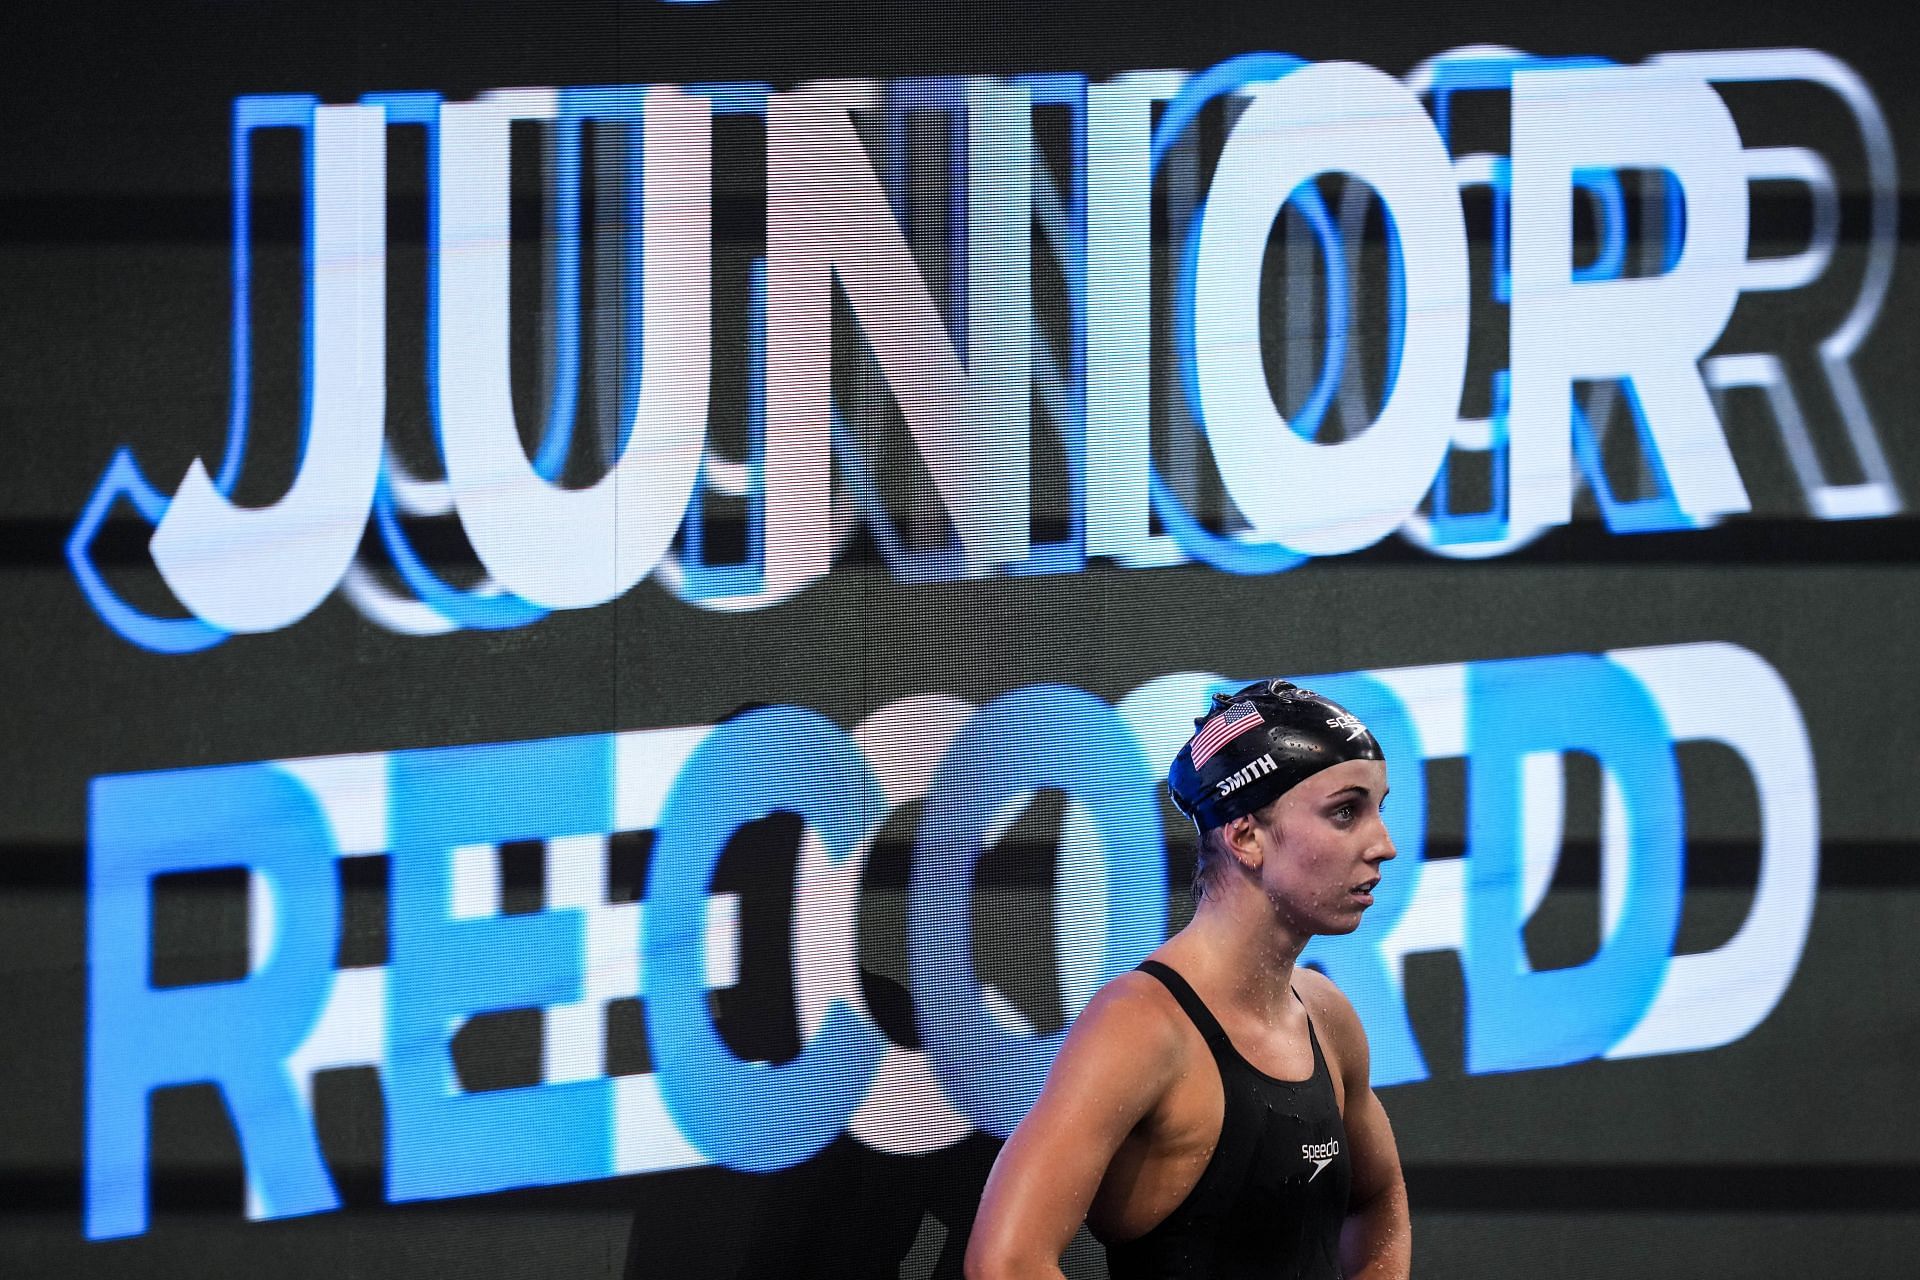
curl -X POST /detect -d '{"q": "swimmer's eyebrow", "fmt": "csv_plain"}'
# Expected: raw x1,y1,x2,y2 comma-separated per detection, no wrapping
1323,784,1389,802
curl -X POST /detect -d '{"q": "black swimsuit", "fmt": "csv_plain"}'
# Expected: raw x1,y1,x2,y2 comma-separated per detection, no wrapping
1103,961,1351,1280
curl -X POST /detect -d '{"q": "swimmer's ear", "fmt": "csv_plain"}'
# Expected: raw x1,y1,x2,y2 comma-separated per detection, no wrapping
1222,813,1266,873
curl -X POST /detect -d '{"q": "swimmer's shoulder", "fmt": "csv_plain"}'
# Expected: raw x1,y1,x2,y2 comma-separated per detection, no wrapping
1015,968,1197,1140
1061,966,1198,1080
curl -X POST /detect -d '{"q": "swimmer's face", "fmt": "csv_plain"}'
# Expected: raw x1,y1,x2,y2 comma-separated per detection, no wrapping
1246,758,1395,937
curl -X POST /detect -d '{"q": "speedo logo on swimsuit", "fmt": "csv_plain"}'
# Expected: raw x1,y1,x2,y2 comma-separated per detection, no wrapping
1214,753,1278,797
1302,1139,1341,1181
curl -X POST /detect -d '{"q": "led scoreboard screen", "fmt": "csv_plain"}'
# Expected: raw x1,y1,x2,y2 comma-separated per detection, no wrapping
4,0,1919,1276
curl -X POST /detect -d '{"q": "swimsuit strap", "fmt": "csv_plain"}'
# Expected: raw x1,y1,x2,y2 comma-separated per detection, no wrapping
1135,960,1234,1051
1298,987,1331,1082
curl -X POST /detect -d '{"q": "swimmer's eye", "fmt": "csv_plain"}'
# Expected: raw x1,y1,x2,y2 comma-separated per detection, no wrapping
1330,802,1356,824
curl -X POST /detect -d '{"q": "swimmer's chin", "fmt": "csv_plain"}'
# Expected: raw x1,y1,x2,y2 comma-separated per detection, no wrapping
1319,889,1378,933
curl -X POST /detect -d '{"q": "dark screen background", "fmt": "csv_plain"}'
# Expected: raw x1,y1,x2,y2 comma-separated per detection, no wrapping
5,1,1919,1276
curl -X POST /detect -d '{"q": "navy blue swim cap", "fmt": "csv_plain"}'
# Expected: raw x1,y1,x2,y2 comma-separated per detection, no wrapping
1167,679,1385,831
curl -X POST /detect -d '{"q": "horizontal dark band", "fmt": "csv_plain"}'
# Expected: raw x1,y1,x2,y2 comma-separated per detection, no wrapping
1405,1161,1920,1213
22,514,1920,571
5,839,1920,890
3,1162,1915,1216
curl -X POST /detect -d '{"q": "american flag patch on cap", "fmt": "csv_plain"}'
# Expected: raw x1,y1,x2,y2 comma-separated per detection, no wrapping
1190,701,1264,767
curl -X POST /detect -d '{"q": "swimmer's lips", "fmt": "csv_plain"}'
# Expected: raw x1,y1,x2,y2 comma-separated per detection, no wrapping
1349,877,1380,907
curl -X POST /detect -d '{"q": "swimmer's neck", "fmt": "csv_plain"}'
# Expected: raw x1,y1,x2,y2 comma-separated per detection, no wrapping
1167,879,1310,1021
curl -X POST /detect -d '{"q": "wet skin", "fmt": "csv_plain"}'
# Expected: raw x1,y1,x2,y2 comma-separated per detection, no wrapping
966,759,1411,1280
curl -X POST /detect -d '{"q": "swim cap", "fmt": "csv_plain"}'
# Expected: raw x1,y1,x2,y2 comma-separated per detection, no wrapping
1167,679,1385,831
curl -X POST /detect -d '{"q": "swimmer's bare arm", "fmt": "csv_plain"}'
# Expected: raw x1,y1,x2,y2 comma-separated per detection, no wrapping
1301,972,1411,1280
963,974,1182,1280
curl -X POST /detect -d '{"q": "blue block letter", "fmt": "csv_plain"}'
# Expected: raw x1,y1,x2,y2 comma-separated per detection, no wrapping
1464,654,1683,1074
87,763,342,1239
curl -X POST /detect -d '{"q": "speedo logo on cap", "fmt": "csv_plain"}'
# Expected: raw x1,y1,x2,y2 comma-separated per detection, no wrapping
1215,753,1277,797
1325,713,1368,742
